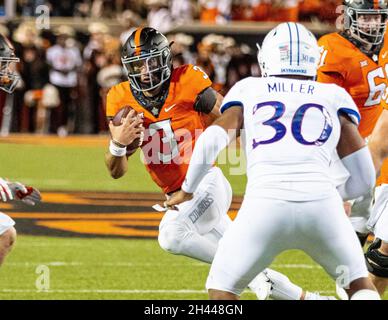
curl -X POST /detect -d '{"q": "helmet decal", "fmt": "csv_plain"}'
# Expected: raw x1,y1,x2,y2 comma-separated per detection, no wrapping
257,23,320,78
134,27,144,56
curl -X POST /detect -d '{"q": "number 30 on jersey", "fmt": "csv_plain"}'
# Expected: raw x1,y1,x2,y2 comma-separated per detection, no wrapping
252,101,333,149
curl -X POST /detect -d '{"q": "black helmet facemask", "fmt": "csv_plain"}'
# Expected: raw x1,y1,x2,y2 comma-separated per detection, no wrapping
344,0,388,47
122,47,171,92
347,9,388,46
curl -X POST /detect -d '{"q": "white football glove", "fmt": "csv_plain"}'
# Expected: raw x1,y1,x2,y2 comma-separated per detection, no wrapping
0,178,14,202
0,178,41,206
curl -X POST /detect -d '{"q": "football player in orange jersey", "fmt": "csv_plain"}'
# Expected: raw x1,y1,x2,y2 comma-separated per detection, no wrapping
104,27,335,300
368,93,388,296
318,0,388,296
0,33,41,268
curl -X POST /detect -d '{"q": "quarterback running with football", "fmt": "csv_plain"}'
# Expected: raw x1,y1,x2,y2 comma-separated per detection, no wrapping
318,0,388,295
167,22,380,300
0,33,41,267
104,27,334,300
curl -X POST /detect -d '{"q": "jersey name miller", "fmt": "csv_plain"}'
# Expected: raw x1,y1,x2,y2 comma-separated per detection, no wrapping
267,82,315,95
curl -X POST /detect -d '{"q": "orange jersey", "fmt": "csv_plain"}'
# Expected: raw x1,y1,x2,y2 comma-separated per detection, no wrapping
318,33,388,185
106,64,212,194
318,32,388,138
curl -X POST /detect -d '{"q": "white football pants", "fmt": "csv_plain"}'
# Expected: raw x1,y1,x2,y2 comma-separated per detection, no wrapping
206,193,369,295
158,167,233,263
0,212,15,236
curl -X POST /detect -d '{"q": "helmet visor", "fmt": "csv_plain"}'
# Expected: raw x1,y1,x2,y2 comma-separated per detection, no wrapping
122,48,171,92
348,8,388,45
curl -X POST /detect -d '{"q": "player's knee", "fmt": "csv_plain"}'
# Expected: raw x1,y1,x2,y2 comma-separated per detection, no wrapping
158,223,189,255
350,289,380,300
0,227,17,251
365,239,388,279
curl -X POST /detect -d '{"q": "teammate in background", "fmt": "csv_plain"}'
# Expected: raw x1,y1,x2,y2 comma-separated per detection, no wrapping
0,33,42,267
104,27,334,300
167,22,379,300
367,82,388,295
318,0,388,295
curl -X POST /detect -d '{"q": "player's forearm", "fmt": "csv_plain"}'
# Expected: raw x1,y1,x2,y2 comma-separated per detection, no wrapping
368,142,386,175
105,152,128,179
182,125,230,193
369,109,388,174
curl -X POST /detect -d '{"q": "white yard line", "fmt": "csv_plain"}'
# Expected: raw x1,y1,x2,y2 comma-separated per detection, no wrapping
0,289,335,295
9,179,74,186
0,289,209,294
272,264,322,269
6,262,198,267
6,262,322,269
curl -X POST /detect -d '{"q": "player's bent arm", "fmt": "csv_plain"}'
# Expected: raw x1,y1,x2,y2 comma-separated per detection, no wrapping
104,111,144,179
104,152,128,179
336,115,366,158
194,87,223,122
336,115,376,201
369,109,388,174
165,106,243,208
181,106,243,194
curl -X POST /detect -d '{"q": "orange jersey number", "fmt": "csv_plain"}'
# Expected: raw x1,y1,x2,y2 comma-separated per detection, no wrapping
148,119,179,163
366,65,388,107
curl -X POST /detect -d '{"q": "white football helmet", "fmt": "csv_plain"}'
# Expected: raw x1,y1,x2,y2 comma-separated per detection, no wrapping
257,22,320,78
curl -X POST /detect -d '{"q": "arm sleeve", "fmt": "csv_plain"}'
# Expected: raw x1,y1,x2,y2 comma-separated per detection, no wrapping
193,87,217,114
182,65,213,104
337,146,376,201
182,125,230,193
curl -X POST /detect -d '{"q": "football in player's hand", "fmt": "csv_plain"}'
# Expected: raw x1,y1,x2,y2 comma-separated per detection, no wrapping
112,106,143,155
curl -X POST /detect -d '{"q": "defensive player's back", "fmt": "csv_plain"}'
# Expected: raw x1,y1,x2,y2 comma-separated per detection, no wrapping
221,76,360,201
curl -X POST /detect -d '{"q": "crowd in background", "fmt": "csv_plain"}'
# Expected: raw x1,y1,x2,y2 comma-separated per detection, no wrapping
16,1,342,31
0,0,342,135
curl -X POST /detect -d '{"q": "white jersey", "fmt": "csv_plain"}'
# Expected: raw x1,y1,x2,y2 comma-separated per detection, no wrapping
220,77,360,201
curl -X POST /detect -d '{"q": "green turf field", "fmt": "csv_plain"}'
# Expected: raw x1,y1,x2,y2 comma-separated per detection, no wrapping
1,236,336,300
0,142,246,194
0,141,387,300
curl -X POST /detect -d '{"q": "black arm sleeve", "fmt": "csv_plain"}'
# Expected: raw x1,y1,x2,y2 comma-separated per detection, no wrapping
193,87,217,114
